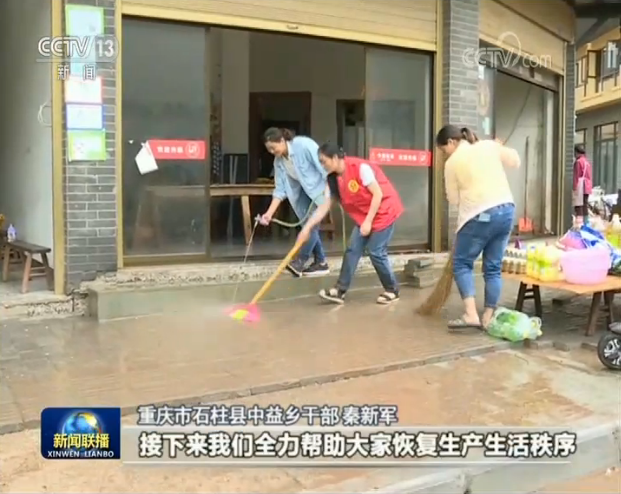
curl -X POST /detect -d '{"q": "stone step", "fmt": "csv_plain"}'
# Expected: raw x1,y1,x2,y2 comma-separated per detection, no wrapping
88,269,405,321
86,253,449,321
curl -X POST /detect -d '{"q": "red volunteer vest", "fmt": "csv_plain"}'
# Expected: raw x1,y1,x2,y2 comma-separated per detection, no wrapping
337,157,404,231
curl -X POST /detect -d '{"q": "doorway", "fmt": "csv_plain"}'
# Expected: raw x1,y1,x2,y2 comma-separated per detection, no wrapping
248,92,311,181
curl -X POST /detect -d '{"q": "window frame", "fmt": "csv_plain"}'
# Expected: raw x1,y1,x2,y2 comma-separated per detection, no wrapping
593,121,620,193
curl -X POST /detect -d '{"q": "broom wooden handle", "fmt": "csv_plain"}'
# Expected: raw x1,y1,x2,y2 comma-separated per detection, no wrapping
250,239,305,304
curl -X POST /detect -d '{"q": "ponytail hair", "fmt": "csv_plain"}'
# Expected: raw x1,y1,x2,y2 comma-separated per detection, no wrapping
263,127,296,143
436,124,479,146
318,141,345,202
318,141,345,159
460,127,478,144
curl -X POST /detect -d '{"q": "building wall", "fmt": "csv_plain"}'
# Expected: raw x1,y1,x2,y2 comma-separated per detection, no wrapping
0,1,54,263
441,0,480,243
576,104,621,158
63,0,118,289
57,0,577,287
563,43,576,231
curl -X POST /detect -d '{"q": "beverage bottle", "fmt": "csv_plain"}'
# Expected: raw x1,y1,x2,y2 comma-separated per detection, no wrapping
7,224,16,243
526,246,535,277
539,246,550,282
549,247,561,281
609,214,621,248
535,245,545,280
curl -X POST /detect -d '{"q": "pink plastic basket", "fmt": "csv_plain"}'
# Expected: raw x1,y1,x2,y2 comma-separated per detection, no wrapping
560,247,610,285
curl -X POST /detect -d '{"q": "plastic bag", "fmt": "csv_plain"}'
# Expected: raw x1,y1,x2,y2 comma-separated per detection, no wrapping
558,229,586,250
486,307,542,342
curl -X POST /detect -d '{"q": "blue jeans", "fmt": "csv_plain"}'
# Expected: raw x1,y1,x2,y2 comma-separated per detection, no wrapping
298,224,326,264
337,223,398,293
453,203,515,308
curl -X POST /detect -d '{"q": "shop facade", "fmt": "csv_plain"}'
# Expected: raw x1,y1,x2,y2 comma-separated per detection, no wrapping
53,0,577,292
574,25,621,194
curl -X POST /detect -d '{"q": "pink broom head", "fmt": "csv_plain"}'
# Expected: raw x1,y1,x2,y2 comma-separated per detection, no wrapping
226,304,261,323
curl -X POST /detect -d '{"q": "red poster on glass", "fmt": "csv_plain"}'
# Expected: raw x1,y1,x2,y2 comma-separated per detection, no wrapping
369,148,432,167
147,140,207,160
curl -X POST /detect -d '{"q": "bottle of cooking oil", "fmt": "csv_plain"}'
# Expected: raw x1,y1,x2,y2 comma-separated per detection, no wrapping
532,245,542,280
526,246,536,277
607,214,621,248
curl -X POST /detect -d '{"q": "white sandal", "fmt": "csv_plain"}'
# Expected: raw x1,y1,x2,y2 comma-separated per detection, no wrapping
319,287,346,304
377,291,399,305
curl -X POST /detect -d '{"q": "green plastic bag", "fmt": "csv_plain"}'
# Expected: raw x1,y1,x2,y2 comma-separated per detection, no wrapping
486,307,542,342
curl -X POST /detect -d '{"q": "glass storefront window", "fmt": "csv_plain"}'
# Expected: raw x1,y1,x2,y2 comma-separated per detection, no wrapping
364,48,432,247
122,18,210,258
593,122,620,193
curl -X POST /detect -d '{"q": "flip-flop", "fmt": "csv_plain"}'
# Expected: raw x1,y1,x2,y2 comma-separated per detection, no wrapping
447,318,482,332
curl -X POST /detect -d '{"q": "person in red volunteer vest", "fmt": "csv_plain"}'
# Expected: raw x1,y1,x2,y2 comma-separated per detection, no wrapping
298,142,404,305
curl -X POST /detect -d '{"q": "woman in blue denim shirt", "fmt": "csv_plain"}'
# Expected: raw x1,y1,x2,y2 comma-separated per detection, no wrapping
259,128,330,277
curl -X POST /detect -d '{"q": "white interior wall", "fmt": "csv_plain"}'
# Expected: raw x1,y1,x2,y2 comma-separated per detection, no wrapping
495,73,551,233
0,1,54,265
218,29,432,244
248,32,365,145
219,29,429,152
222,30,250,153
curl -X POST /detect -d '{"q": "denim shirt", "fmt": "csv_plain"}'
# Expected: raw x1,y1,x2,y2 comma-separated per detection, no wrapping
272,136,328,219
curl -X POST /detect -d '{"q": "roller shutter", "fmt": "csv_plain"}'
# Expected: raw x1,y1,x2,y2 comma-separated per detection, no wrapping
121,0,437,51
480,0,568,75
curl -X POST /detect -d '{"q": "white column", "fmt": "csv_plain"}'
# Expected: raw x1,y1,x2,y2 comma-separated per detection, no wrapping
221,30,250,154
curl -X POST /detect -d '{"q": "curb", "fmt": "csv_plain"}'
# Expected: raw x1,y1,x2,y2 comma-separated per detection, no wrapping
0,341,510,435
301,422,620,493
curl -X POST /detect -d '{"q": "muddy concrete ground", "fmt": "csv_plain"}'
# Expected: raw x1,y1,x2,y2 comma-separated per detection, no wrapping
1,348,618,493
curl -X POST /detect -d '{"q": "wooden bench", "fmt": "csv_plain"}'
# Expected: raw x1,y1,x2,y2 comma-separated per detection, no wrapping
504,273,621,336
2,240,53,293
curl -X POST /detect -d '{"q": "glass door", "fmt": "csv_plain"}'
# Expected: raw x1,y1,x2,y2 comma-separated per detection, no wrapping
122,18,210,261
364,48,433,248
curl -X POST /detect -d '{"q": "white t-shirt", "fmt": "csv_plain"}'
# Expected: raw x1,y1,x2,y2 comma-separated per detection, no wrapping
282,157,299,180
359,163,376,186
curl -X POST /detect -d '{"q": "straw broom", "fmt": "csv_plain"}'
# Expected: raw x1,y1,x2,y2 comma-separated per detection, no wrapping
416,251,454,316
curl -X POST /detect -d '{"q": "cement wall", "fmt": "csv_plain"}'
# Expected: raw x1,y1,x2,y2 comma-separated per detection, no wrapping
0,1,54,263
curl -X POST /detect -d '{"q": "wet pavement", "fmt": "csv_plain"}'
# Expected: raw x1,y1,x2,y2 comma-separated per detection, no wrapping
540,468,620,492
0,347,618,493
0,277,615,434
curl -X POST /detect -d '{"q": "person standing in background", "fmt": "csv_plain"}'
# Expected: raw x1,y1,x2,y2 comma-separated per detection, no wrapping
572,143,593,223
260,128,330,277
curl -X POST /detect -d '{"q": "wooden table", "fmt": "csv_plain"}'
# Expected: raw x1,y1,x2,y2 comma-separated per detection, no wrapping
132,184,275,249
504,273,621,336
210,184,274,243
